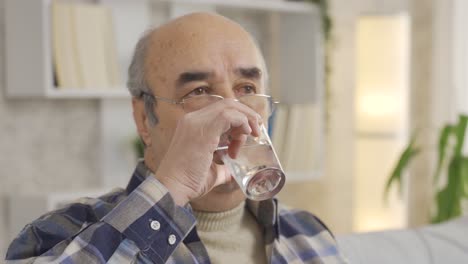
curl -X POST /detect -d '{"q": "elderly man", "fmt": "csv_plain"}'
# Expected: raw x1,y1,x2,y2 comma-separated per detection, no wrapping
6,13,345,263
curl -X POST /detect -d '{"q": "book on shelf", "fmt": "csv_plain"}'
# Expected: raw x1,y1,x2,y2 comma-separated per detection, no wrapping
101,8,121,88
51,1,121,90
52,2,81,88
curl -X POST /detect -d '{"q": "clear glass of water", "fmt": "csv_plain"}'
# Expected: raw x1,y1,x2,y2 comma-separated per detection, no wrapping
216,125,286,201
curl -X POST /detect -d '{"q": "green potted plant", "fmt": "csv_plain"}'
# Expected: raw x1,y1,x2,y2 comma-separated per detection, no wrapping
385,114,468,223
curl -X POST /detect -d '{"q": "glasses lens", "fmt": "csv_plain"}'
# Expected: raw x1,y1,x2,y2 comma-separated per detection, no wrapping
183,95,223,112
239,95,273,118
182,94,276,117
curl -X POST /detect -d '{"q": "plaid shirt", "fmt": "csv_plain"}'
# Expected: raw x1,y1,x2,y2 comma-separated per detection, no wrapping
6,162,346,263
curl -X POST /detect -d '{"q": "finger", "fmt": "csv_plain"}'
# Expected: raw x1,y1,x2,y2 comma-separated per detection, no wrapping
224,99,262,137
217,108,252,136
228,134,247,159
208,99,262,137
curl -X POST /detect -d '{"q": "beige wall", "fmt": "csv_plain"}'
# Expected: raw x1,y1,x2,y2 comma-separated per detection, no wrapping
279,0,410,235
407,0,434,227
279,0,360,235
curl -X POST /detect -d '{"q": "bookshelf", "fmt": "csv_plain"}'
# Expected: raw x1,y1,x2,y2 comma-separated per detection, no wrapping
5,0,321,100
45,88,129,99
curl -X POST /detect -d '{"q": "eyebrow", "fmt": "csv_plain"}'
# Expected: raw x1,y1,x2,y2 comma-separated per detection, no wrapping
176,71,212,88
175,67,262,88
236,67,262,80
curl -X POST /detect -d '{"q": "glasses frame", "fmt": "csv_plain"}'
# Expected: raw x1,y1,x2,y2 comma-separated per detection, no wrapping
139,92,279,115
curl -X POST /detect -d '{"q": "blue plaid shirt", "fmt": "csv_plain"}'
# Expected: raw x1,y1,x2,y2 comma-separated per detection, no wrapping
6,162,345,263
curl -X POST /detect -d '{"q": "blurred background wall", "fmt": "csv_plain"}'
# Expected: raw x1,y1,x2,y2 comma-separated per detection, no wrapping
0,0,103,257
279,0,410,233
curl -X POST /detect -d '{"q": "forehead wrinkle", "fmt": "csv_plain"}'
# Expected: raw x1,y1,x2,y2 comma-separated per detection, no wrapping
144,12,268,93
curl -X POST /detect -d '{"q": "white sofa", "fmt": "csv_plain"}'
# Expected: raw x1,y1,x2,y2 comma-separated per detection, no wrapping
336,217,468,264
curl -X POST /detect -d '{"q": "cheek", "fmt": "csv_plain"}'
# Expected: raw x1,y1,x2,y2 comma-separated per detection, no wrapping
151,126,170,151
151,107,185,149
153,102,183,129
149,125,175,164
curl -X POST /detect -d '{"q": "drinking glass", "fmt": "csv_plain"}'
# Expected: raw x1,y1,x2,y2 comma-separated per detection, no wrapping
216,125,285,201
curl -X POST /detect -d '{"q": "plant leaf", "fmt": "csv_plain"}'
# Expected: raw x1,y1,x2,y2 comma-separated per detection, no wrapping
453,115,468,157
433,189,449,223
462,157,468,198
384,134,420,202
432,157,464,223
432,115,468,223
433,125,454,184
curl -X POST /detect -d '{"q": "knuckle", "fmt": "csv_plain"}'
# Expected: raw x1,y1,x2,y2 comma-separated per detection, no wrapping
219,108,233,120
249,113,258,122
241,115,249,124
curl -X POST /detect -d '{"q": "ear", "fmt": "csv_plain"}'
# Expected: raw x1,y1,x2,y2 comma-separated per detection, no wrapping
132,97,153,147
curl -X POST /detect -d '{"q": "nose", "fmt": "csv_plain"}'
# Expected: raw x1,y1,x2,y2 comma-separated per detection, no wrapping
216,82,237,99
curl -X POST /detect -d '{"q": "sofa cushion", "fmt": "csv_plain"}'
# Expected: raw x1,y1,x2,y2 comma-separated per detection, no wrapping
336,217,468,264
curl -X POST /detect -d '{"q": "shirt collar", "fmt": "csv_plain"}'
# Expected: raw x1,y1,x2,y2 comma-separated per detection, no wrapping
126,160,279,231
245,198,278,227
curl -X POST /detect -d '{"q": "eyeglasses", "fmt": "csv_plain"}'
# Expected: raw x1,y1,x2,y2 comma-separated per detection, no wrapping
140,92,279,117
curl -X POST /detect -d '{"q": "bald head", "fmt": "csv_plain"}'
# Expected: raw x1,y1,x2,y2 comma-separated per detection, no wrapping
151,12,256,48
128,12,268,101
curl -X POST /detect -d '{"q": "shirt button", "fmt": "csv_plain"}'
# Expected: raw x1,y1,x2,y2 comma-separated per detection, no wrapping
168,234,177,245
150,220,160,231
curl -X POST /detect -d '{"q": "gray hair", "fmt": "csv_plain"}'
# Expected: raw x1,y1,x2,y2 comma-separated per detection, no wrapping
127,29,159,126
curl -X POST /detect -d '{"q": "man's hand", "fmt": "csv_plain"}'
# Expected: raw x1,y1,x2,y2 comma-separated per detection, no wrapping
155,99,261,206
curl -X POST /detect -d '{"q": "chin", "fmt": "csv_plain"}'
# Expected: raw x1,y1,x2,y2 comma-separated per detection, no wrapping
191,181,245,212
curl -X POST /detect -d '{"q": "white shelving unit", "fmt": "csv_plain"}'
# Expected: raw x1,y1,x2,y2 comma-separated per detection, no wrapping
5,0,325,238
45,88,129,98
5,0,322,101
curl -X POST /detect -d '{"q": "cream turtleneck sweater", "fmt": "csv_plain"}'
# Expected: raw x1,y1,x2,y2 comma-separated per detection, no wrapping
193,201,267,264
